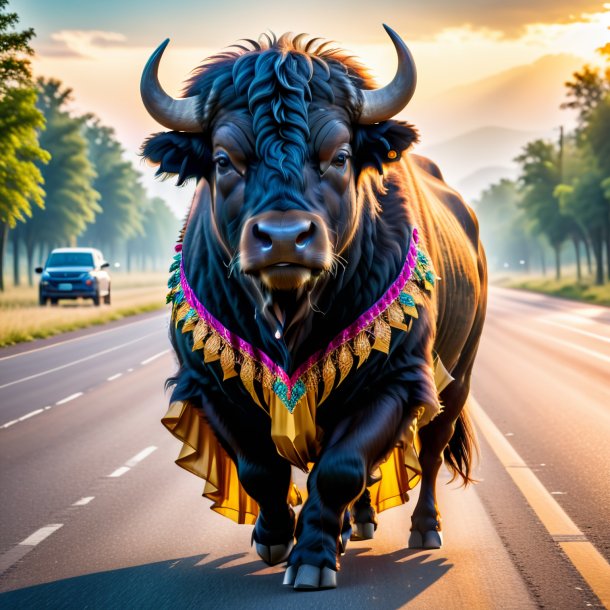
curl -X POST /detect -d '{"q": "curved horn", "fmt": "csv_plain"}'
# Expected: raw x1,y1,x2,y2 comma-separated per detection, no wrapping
140,39,202,132
358,25,417,124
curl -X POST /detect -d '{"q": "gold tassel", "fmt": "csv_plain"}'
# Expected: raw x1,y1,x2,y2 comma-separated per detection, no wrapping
353,330,372,368
305,365,320,393
220,344,238,380
191,319,209,351
261,367,274,406
203,332,221,363
174,301,191,326
181,313,199,334
319,356,336,405
337,344,353,386
372,317,391,354
387,301,408,331
240,356,262,407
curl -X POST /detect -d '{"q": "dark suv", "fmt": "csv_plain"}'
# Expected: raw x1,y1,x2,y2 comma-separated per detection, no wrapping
36,248,111,306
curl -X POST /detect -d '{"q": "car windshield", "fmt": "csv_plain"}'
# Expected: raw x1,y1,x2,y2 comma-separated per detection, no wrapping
46,252,94,268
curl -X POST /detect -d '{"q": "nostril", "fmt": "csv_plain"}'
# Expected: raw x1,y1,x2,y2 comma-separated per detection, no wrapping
295,222,315,249
252,223,273,251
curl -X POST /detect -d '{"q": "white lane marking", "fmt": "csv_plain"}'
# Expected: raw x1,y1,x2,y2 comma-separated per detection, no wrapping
56,392,83,405
72,496,95,506
0,335,151,390
141,349,170,365
20,524,64,546
0,313,167,361
18,408,45,421
470,397,610,607
541,319,610,344
517,325,610,365
108,466,130,478
0,524,64,575
107,373,123,381
125,446,157,467
1,406,54,429
107,446,158,478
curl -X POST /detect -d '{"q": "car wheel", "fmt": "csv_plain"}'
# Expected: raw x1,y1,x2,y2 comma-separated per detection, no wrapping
39,292,48,306
50,298,58,306
104,285,111,305
93,292,101,306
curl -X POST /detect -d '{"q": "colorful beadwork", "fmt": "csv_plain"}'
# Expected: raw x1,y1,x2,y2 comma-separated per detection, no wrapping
167,227,437,414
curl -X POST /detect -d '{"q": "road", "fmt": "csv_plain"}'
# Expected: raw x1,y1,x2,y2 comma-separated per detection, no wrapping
0,288,608,608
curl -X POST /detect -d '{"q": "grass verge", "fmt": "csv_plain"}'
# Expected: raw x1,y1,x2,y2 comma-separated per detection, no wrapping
0,273,168,347
494,275,610,307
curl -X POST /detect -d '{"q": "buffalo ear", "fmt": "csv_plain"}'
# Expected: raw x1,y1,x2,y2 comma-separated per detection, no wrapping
141,132,213,186
353,120,418,174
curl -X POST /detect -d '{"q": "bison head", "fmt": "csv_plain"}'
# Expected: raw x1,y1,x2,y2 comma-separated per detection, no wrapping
141,26,417,341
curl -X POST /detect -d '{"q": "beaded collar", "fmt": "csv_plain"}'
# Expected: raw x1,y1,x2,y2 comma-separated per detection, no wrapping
167,227,436,415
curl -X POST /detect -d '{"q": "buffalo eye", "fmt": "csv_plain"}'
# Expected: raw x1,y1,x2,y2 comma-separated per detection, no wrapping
213,151,237,175
332,150,351,169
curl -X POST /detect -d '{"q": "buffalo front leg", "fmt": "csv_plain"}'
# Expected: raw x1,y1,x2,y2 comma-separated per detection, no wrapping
284,394,405,590
200,398,295,565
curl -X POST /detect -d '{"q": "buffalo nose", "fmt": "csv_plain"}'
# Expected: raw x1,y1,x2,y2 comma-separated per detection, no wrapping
240,210,331,273
251,217,317,253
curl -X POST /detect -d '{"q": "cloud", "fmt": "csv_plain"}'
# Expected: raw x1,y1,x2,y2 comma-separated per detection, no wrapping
36,31,128,58
403,1,608,38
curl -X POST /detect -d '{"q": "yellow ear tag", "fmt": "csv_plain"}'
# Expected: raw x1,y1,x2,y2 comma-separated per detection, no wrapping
387,150,398,160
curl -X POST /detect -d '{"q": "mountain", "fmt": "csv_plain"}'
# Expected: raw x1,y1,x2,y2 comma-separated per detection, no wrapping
401,53,586,199
414,125,548,195
406,53,585,146
457,166,519,204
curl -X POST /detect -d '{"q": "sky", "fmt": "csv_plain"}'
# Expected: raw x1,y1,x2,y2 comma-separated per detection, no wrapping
13,0,610,215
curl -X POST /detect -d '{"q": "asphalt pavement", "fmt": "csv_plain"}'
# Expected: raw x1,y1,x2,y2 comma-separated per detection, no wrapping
0,288,608,608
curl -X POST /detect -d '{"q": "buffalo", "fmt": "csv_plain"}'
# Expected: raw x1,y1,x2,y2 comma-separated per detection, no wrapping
141,25,487,590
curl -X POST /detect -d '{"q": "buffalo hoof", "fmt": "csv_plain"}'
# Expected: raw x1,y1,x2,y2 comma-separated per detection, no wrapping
255,539,294,566
350,521,375,541
408,528,443,549
283,564,337,589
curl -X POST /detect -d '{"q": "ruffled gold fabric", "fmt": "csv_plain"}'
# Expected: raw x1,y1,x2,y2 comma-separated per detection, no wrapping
162,357,452,525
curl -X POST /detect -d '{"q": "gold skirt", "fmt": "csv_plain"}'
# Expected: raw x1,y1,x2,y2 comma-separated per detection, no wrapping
161,358,452,525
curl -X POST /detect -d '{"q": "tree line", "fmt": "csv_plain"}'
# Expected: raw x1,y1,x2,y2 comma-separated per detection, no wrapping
0,1,181,291
475,45,610,285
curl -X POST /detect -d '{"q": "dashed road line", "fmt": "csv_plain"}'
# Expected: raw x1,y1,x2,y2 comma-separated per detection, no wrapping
0,524,64,576
18,408,45,421
517,325,610,365
108,466,131,478
125,446,158,467
56,392,83,405
107,446,158,478
72,497,95,506
0,335,151,390
470,396,610,607
107,373,123,381
541,318,610,344
141,349,170,365
1,396,83,429
20,524,64,546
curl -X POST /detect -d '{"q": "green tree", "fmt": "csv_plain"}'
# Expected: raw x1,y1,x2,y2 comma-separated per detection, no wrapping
81,118,145,258
556,162,607,285
21,78,100,284
563,46,610,281
475,179,538,272
516,140,575,280
0,0,49,290
128,197,180,271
